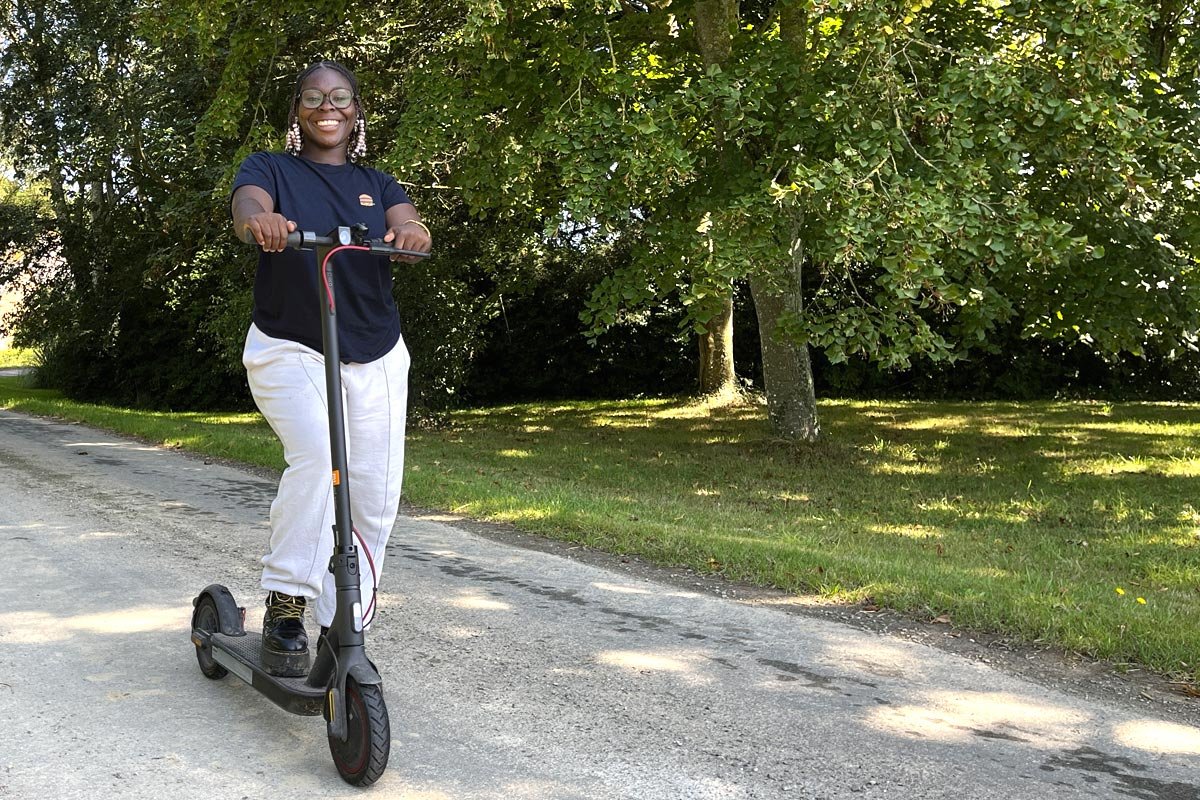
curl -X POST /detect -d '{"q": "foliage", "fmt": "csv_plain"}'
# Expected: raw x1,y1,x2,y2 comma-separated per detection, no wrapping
2,0,1199,417
463,232,698,403
394,0,1200,385
0,0,249,406
815,322,1200,401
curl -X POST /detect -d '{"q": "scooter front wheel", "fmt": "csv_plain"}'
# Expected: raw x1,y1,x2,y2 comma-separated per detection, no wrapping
329,677,390,786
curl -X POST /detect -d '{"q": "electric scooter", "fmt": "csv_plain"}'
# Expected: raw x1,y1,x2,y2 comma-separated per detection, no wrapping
190,224,428,786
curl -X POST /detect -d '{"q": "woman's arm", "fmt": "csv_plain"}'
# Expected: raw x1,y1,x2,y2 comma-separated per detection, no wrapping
232,185,296,252
382,203,432,263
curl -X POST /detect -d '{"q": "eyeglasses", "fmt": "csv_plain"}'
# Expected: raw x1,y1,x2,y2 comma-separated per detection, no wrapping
298,88,355,109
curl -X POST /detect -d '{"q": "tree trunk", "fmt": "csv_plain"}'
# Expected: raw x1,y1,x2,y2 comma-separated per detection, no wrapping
692,0,739,397
697,291,736,393
1147,0,1182,72
748,228,819,440
748,273,819,441
746,1,819,441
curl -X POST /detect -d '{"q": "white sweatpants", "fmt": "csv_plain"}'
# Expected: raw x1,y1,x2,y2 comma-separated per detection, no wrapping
242,323,409,627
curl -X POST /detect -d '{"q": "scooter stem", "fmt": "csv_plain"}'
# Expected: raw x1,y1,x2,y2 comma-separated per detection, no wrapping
316,228,364,647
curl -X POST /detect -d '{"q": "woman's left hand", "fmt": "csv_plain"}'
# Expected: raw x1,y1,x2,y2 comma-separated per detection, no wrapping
383,220,432,263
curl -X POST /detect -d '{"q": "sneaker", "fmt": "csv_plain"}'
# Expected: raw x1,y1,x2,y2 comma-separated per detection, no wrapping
261,591,309,677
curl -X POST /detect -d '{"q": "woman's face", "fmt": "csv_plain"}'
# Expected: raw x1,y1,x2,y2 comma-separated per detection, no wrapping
296,67,357,161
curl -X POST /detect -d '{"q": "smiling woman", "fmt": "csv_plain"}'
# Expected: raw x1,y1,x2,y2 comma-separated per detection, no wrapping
227,60,433,677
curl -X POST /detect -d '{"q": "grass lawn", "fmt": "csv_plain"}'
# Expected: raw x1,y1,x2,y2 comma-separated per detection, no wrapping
0,374,1196,684
0,347,35,368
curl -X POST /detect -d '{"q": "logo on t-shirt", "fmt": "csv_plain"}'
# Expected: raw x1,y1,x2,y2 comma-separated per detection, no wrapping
358,194,375,207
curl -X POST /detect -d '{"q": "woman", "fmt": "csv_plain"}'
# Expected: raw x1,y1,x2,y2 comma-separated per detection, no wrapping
230,60,431,677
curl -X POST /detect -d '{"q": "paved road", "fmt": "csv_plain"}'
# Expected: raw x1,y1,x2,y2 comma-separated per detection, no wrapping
0,410,1197,799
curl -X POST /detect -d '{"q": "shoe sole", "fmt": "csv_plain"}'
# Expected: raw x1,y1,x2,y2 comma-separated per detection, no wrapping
261,645,310,677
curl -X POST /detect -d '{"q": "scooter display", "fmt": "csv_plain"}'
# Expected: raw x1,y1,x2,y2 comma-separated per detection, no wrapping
190,224,427,786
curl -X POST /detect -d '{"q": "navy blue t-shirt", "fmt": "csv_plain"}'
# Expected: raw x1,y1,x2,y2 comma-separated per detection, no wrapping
232,152,411,363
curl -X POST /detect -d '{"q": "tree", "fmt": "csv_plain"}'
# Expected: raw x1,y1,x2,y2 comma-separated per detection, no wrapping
0,0,444,406
393,0,1200,440
4,0,1196,426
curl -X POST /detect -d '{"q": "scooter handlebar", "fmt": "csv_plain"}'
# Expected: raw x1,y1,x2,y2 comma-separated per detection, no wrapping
241,226,429,259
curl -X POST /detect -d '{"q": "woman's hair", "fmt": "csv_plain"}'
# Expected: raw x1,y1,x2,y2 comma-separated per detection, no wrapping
291,60,360,102
285,60,368,161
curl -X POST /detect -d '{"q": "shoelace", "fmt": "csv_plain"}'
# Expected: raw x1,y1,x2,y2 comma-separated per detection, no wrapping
267,592,305,621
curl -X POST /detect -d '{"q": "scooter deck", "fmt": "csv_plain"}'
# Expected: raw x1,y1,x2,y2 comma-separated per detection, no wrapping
210,632,326,716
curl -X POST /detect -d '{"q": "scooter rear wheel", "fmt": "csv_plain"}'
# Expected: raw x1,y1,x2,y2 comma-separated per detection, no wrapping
192,595,228,680
329,677,390,786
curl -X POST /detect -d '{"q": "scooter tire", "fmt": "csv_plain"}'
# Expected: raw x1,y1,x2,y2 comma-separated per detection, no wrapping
192,595,228,680
329,677,390,786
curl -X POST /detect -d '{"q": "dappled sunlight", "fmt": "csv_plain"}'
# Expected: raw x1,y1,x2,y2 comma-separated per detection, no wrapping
1061,455,1200,479
979,424,1045,439
443,498,559,524
585,415,656,431
497,448,534,458
183,412,264,426
864,522,945,540
0,604,188,644
867,462,942,476
1,521,52,531
447,591,512,612
1113,720,1200,756
595,649,715,686
702,435,750,445
1074,419,1200,437
78,529,133,540
597,650,689,672
768,491,810,503
653,400,764,423
961,565,1013,580
411,512,467,524
864,690,1090,745
591,581,653,595
1156,460,1200,477
65,440,161,452
747,594,847,609
885,415,973,432
590,581,702,600
488,506,553,524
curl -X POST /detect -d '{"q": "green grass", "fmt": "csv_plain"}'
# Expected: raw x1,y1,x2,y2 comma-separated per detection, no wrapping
0,347,35,368
1,376,1197,683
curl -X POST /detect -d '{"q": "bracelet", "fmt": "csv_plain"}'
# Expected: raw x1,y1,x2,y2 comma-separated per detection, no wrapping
401,219,432,239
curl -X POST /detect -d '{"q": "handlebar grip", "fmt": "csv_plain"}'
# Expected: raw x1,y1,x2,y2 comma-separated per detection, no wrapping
240,226,305,250
363,238,431,259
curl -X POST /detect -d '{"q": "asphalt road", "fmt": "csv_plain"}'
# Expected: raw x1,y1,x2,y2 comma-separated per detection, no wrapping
0,409,1197,799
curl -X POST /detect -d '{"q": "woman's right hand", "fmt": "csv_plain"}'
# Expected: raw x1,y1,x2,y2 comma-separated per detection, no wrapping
242,212,297,253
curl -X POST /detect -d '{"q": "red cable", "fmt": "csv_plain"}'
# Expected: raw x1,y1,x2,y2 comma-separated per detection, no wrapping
319,244,370,311
351,524,379,626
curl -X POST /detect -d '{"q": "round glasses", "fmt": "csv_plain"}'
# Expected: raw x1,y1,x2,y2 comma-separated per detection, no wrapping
299,88,355,109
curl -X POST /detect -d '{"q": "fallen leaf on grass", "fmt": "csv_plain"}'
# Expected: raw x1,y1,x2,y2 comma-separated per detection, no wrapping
932,614,952,625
